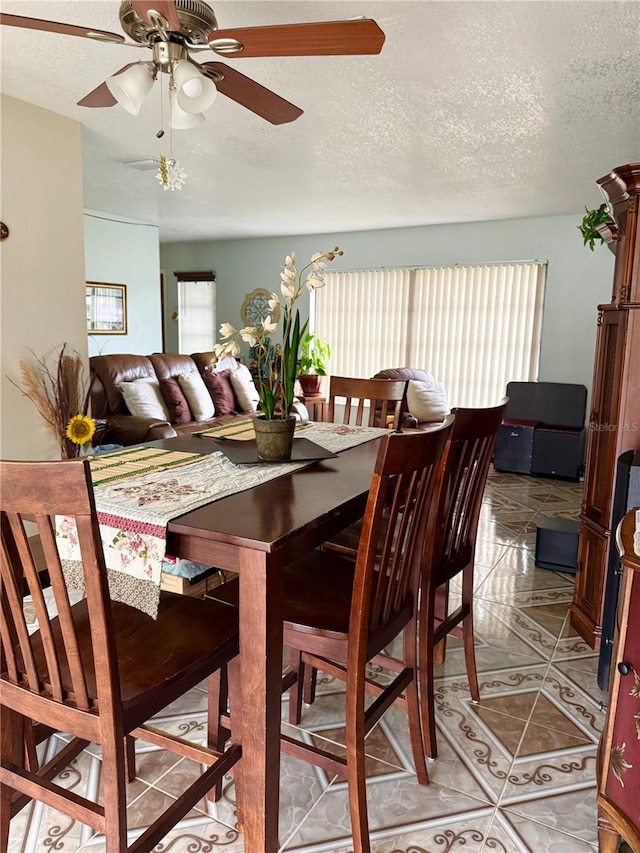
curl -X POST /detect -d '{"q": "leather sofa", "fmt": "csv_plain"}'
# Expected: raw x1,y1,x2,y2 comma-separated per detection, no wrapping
373,367,449,430
89,352,257,447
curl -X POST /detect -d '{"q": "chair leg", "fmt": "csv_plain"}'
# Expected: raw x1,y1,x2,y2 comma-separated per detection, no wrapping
433,583,449,666
207,667,230,802
345,680,371,853
125,735,136,783
303,665,317,706
462,566,479,703
1,706,24,853
418,590,439,760
403,624,429,786
226,657,244,832
101,733,129,853
288,648,304,724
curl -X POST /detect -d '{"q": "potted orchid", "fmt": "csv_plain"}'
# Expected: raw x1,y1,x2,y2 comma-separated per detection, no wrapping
214,247,342,460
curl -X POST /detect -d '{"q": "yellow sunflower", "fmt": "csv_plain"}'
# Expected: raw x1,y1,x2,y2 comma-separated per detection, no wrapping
65,414,96,446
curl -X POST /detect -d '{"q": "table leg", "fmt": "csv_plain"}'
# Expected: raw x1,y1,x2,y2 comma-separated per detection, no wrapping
238,549,284,853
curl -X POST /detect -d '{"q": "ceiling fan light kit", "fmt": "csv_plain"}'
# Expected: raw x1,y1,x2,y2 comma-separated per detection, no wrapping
172,60,217,114
1,1,385,127
106,61,156,115
169,89,205,129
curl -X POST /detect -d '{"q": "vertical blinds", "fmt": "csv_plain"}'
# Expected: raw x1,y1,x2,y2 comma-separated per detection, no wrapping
314,262,546,408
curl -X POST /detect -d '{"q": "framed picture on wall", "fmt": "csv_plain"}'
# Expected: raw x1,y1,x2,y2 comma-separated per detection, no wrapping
86,282,127,334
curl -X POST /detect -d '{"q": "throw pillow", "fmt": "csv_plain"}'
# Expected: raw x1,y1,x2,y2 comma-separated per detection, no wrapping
203,369,237,415
118,378,170,421
407,378,450,423
177,372,216,421
213,354,239,373
230,363,261,412
159,377,193,424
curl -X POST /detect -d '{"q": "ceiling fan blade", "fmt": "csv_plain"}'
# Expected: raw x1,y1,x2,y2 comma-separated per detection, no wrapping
0,13,124,43
209,18,385,58
131,1,181,31
201,62,303,125
77,64,138,108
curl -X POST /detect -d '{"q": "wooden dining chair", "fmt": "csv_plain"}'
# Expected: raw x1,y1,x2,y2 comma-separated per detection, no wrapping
326,375,408,430
279,420,453,853
0,458,241,853
313,400,507,761
417,398,507,758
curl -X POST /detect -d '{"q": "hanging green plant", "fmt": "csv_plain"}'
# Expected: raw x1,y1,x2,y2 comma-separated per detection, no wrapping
578,203,613,251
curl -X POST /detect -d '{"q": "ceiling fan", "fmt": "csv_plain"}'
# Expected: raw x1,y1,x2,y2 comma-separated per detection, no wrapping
0,1,385,126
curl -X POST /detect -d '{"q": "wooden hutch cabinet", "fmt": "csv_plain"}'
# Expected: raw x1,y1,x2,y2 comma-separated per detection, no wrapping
571,163,640,649
597,508,640,852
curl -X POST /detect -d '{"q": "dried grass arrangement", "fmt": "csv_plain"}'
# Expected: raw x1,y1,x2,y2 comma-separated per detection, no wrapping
10,343,92,459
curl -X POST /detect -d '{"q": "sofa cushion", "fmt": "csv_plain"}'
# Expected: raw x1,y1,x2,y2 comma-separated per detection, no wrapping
149,353,197,381
406,377,449,423
159,377,192,424
178,372,216,420
90,354,157,415
230,364,260,412
203,369,237,415
119,377,170,421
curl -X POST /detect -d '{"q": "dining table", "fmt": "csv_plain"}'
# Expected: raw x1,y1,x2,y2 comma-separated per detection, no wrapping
131,429,385,853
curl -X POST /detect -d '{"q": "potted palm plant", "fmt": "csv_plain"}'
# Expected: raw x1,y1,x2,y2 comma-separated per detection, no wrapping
297,332,331,396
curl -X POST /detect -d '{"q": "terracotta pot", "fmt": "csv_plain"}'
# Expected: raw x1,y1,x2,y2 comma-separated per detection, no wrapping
252,415,296,462
298,375,322,396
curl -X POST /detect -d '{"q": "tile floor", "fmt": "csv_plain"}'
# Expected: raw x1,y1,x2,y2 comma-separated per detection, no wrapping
9,470,608,852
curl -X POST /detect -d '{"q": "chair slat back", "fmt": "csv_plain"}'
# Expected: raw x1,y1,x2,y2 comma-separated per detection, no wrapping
0,459,120,717
431,399,508,583
327,377,408,430
351,417,454,642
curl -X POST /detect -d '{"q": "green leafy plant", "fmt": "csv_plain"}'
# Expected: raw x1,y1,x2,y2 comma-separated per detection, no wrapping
297,333,331,376
578,203,613,250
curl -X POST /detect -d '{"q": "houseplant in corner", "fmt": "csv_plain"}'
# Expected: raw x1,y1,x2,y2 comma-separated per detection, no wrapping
214,247,343,461
297,332,331,397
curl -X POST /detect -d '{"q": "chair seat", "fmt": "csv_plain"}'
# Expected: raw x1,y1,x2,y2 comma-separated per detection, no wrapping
210,553,356,637
11,592,239,720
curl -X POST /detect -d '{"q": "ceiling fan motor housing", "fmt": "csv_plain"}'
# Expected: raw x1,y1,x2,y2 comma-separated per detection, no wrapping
119,0,218,44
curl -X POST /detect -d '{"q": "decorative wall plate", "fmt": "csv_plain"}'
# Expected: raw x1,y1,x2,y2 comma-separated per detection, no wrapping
241,288,280,327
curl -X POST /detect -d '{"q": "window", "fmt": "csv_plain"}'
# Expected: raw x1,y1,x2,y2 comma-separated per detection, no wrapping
174,270,216,354
314,261,546,407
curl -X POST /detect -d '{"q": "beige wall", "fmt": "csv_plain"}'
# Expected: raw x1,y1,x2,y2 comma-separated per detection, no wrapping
1,95,87,460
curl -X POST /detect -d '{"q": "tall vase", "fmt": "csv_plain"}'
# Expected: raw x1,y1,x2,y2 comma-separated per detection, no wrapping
252,415,296,462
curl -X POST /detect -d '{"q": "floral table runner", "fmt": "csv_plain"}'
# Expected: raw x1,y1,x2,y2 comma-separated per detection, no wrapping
57,423,389,617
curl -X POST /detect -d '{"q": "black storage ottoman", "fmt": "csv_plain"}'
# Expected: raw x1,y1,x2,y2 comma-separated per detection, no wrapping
535,516,579,573
494,419,539,474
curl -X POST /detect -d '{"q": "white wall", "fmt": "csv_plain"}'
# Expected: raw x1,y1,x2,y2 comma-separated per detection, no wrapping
160,214,615,399
84,211,161,357
0,96,86,460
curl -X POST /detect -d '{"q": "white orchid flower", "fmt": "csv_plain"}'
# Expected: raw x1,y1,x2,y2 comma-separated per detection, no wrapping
214,341,237,358
219,322,236,339
281,281,296,303
285,252,296,267
280,267,296,283
268,292,280,311
306,274,326,291
240,326,259,346
262,315,278,333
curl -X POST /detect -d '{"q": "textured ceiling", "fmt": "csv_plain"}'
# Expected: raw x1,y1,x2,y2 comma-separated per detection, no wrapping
1,1,639,242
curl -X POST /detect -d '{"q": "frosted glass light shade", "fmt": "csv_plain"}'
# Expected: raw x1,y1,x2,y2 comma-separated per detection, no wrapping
106,63,155,115
169,90,206,129
173,60,217,114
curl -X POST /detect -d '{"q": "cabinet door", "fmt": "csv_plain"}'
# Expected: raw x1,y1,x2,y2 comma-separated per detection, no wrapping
582,310,627,527
572,519,609,648
601,570,640,840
